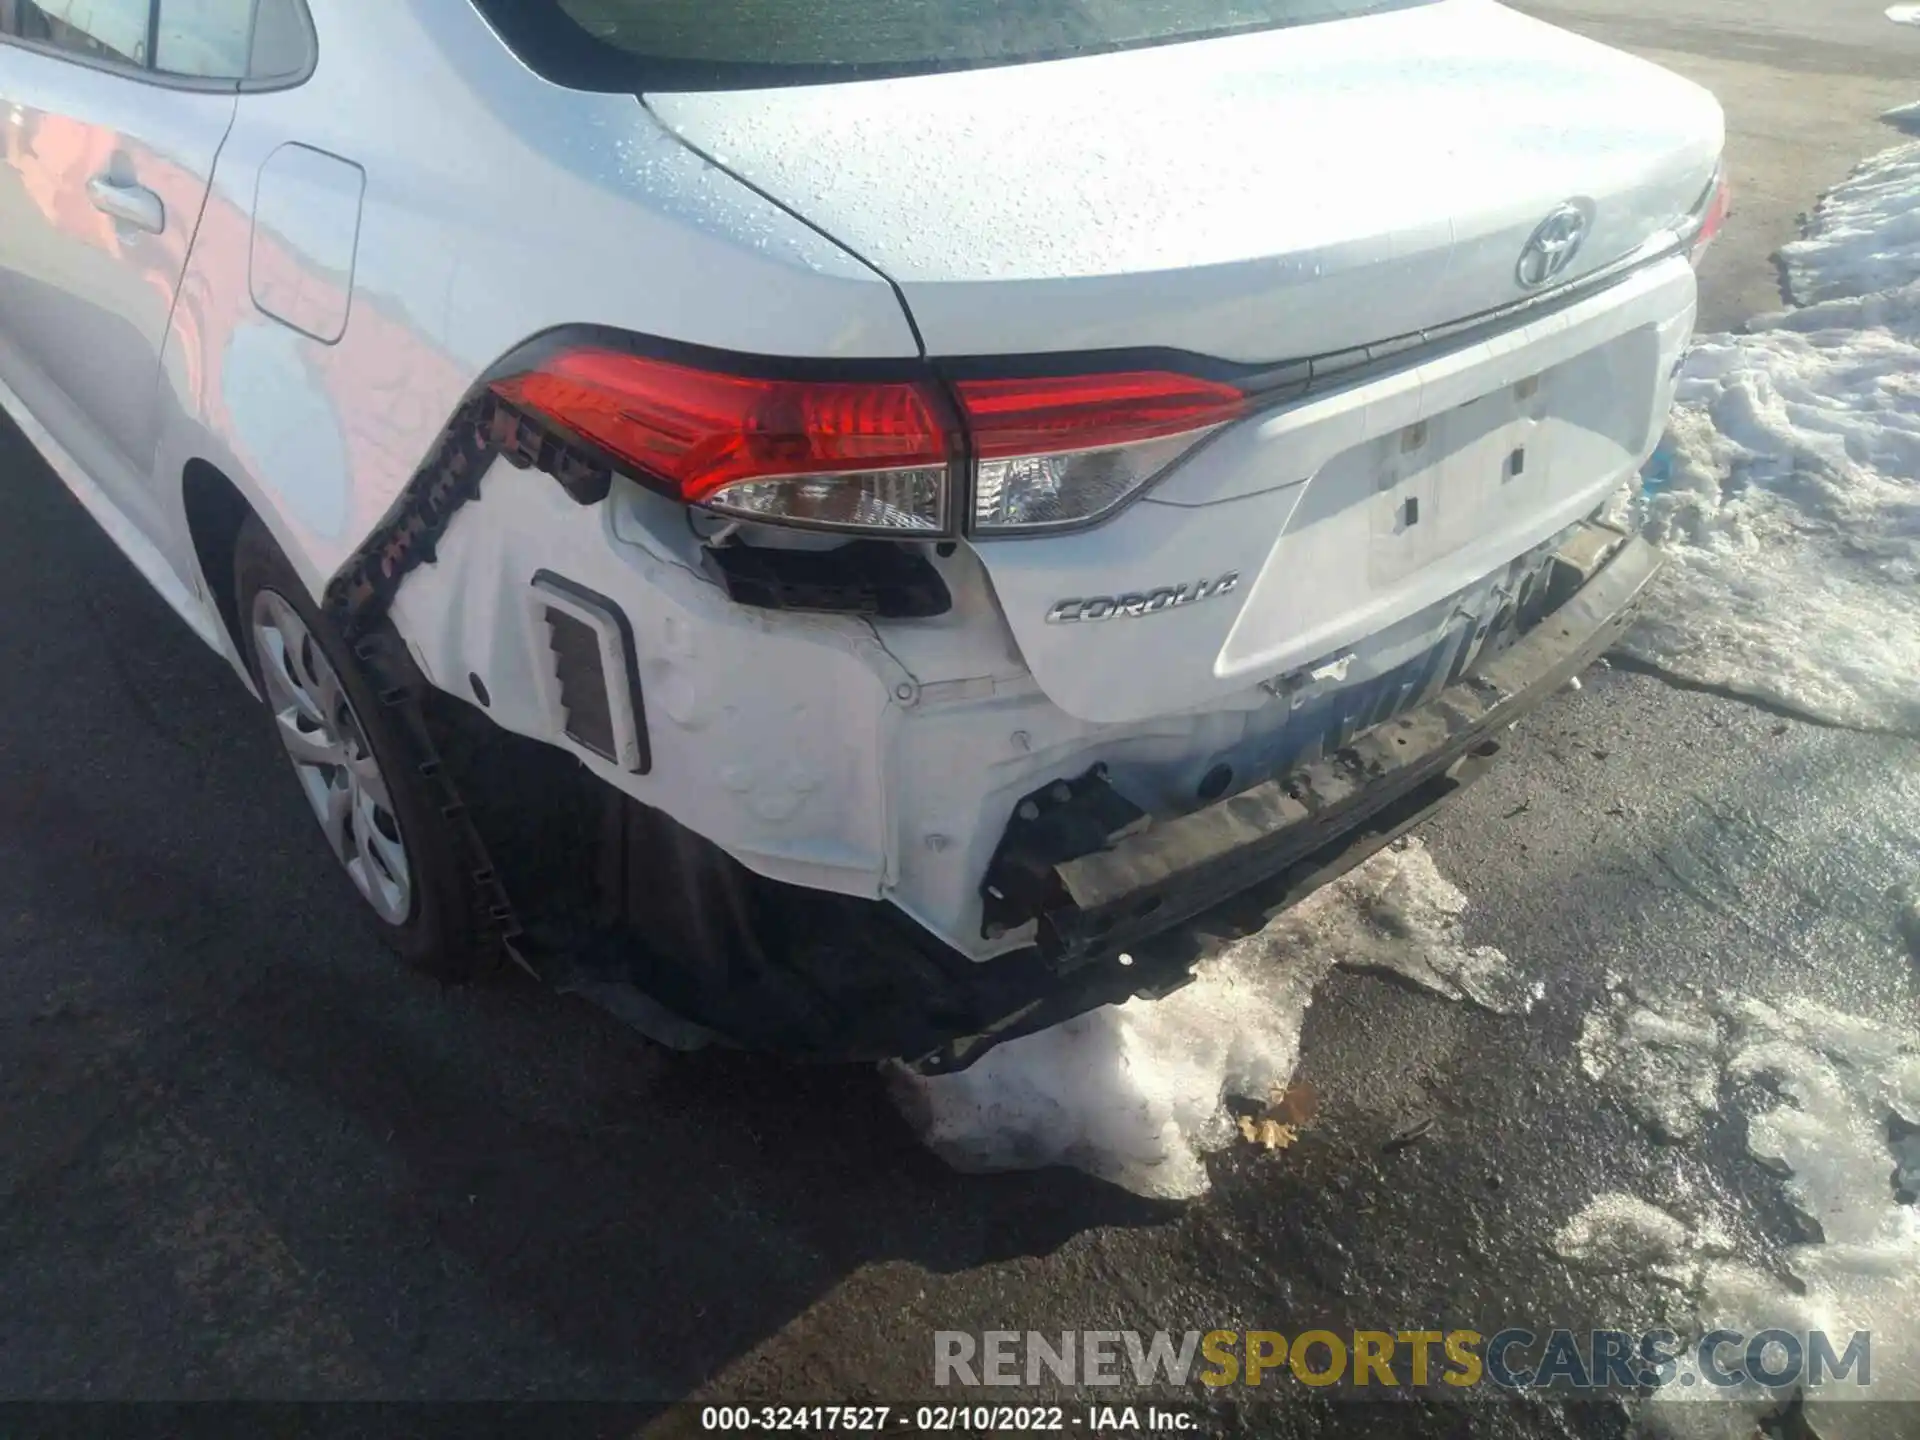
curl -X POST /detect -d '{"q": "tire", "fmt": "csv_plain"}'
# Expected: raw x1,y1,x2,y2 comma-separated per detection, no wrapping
233,515,484,980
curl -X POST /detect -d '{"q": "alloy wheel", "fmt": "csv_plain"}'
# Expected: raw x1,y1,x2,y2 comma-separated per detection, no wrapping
250,591,413,927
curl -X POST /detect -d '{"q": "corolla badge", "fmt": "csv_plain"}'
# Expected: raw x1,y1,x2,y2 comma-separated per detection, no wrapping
1516,201,1591,289
1046,572,1241,624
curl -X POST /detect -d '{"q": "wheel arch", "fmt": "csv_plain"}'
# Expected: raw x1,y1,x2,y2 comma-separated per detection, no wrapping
180,456,259,660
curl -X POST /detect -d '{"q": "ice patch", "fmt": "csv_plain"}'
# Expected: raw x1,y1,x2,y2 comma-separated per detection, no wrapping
895,838,1523,1199
1578,990,1920,1425
1892,1115,1920,1204
1694,1001,1920,1432
1896,883,1920,959
1297,835,1542,1017
1621,138,1920,733
1555,1191,1734,1290
1556,1192,1687,1269
1578,987,1723,1141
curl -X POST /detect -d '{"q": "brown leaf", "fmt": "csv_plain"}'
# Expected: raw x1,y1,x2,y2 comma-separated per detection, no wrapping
1237,1116,1299,1151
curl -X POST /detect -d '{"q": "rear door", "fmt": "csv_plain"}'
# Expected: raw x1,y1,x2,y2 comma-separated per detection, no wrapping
0,0,245,535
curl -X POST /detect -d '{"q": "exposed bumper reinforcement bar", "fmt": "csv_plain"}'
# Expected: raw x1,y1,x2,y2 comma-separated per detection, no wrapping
1013,528,1663,972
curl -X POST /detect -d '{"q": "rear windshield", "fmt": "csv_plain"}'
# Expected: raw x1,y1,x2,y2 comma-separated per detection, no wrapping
469,0,1435,91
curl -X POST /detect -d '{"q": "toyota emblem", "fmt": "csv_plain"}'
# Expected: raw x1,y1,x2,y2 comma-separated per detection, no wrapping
1516,202,1592,290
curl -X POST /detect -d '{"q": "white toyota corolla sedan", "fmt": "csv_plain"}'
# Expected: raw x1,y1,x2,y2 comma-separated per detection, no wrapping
0,0,1726,1068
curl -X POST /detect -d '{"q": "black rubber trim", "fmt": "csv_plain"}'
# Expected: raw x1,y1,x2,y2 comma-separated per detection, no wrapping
352,625,530,971
483,324,942,389
1,0,315,92
702,540,952,619
325,398,498,636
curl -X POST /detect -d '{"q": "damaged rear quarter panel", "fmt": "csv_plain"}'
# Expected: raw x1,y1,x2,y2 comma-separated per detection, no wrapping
382,464,898,899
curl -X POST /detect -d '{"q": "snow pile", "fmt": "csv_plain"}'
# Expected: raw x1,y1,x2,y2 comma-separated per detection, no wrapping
1779,143,1920,304
895,838,1526,1199
1578,987,1920,1427
891,917,1331,1201
1621,139,1920,734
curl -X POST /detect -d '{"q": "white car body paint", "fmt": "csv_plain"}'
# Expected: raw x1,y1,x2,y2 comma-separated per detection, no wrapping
0,0,1724,973
0,42,234,545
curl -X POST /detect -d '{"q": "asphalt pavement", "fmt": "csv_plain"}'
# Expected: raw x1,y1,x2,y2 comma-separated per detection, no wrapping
1,1,1917,1432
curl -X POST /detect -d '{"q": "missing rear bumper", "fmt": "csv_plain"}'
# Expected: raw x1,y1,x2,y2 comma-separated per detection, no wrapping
430,521,1658,1074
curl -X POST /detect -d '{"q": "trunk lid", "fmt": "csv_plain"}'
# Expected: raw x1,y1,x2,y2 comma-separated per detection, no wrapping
645,0,1722,361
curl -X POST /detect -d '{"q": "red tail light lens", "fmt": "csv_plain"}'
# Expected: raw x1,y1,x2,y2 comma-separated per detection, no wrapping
493,349,951,531
956,372,1248,459
1689,171,1731,267
956,372,1246,532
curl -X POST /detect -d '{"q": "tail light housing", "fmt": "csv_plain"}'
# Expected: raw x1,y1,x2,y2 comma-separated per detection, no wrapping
1686,168,1731,267
493,347,1246,540
493,350,952,533
958,372,1246,533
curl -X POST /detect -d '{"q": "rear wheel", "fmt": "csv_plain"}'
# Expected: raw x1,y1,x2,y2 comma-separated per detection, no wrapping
234,517,483,979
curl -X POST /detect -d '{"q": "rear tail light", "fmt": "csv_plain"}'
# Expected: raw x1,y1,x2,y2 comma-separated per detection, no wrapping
493,351,1244,537
1687,168,1731,267
492,349,951,532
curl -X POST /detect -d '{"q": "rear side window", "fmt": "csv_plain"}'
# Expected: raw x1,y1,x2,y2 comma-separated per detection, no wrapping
470,0,1437,90
10,0,151,67
155,0,254,77
0,0,312,83
154,0,314,80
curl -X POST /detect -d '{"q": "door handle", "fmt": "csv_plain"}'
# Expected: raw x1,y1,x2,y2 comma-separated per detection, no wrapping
87,176,165,234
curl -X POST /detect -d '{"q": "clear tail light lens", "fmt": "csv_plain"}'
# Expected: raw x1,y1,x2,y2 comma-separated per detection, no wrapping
956,372,1247,532
971,434,1215,531
698,468,947,531
493,348,951,533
